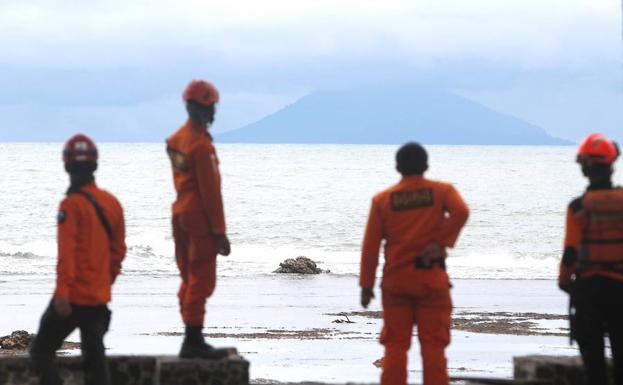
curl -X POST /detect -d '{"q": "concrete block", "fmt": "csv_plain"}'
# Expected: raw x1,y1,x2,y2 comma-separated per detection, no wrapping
514,355,614,385
158,356,249,385
0,355,249,385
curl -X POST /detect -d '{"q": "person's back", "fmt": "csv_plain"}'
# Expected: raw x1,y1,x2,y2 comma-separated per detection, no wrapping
30,134,126,385
364,176,467,293
360,142,469,385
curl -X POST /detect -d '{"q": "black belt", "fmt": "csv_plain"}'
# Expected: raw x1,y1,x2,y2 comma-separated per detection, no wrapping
414,256,446,270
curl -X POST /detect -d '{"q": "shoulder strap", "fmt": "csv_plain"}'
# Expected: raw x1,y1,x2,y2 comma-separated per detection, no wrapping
569,195,584,214
72,191,114,239
583,189,623,212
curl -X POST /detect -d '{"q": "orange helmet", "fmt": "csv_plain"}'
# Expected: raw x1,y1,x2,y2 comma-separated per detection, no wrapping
577,133,619,165
183,80,219,106
63,134,98,165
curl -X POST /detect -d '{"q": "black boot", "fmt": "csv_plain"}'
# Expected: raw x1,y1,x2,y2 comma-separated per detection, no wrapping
179,326,230,360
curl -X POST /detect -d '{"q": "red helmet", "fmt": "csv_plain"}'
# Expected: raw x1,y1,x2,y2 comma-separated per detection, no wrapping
577,133,619,165
63,134,98,165
183,80,219,106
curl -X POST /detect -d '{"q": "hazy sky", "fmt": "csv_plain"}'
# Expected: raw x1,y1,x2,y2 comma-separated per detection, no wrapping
0,0,621,141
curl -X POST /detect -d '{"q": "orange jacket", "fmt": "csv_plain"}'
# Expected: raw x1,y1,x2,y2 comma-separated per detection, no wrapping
54,182,126,305
166,120,226,235
560,188,623,285
360,176,469,289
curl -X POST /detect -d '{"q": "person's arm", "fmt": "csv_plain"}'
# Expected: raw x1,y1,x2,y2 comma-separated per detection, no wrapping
110,199,127,283
194,143,226,235
437,185,469,248
54,199,79,316
360,198,383,292
559,200,582,292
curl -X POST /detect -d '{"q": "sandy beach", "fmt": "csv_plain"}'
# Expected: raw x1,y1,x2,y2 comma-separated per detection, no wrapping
0,273,577,383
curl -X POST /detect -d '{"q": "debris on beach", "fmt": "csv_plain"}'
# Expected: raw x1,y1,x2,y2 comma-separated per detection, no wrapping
0,330,33,350
327,311,568,337
0,330,81,355
155,328,344,340
273,256,329,274
327,311,382,319
331,313,355,324
452,312,568,336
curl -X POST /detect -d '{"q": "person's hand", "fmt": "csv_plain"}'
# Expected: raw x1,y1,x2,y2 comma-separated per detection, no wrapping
558,281,572,294
361,287,375,309
215,234,231,256
53,298,72,318
559,267,576,295
559,275,576,294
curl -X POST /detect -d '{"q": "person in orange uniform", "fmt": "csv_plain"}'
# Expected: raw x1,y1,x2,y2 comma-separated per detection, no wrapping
30,134,126,385
166,79,231,359
360,142,469,385
559,133,623,385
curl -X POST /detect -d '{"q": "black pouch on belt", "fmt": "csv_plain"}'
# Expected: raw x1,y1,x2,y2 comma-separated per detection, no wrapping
414,256,446,270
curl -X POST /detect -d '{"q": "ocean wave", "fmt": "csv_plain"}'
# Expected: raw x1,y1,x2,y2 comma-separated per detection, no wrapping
0,251,46,260
127,244,164,259
0,239,560,280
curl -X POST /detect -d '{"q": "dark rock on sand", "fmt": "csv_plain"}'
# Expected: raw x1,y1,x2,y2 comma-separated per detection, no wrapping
273,257,328,274
0,330,81,356
0,330,33,350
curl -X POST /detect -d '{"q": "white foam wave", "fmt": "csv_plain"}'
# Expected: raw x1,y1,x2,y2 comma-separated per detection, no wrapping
448,250,559,280
0,235,560,280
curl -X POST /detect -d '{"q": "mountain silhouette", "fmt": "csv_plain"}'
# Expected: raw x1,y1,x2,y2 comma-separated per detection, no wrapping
217,87,570,145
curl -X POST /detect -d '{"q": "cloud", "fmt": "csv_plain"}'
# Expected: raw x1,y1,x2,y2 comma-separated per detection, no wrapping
0,0,620,141
0,86,304,141
0,0,620,70
456,71,623,142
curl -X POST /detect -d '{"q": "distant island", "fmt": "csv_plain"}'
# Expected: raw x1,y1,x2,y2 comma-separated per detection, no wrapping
216,87,571,145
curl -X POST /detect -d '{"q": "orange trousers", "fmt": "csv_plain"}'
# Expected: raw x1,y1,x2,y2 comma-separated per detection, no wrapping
172,211,217,326
380,278,452,385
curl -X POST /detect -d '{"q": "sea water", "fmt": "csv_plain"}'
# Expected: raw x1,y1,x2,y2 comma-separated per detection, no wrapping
1,143,593,381
0,143,610,281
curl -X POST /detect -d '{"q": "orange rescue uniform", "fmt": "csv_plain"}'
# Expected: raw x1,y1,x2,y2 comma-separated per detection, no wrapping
361,175,469,385
54,182,126,305
167,119,226,326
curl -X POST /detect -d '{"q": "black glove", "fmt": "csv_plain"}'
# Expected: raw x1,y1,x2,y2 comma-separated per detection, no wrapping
361,287,375,309
558,281,574,294
215,234,231,256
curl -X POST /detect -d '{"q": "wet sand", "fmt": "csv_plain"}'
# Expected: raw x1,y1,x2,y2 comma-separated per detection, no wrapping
0,274,577,383
330,310,568,337
144,310,567,341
